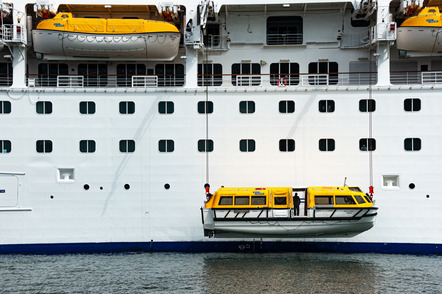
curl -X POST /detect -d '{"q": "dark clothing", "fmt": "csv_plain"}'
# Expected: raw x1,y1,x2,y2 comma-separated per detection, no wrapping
293,195,301,216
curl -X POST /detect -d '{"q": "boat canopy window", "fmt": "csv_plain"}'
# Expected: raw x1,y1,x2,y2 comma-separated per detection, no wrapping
364,196,372,203
266,16,302,45
315,196,333,205
235,196,249,205
349,187,362,192
335,196,356,205
274,197,287,205
251,196,266,205
354,195,366,204
219,196,233,205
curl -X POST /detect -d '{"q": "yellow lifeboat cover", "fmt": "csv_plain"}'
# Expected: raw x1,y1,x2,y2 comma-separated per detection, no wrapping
400,7,442,27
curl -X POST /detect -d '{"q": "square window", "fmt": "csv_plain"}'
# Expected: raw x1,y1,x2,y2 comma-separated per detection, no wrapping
404,98,421,112
158,101,174,114
36,101,52,114
36,140,53,153
360,138,376,151
319,100,335,112
159,140,175,152
404,138,421,151
0,101,11,114
198,101,214,114
120,140,135,152
239,139,255,152
239,101,255,113
80,140,96,153
119,101,135,114
319,138,335,151
279,100,295,113
0,140,11,153
359,99,376,112
279,139,295,152
79,101,96,114
198,139,214,152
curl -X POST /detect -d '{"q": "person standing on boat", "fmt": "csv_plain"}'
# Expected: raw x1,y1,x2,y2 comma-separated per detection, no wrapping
186,19,193,41
293,193,301,216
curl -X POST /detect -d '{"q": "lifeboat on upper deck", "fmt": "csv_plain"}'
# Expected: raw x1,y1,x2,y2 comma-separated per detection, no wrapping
32,12,180,60
397,7,442,52
201,186,378,238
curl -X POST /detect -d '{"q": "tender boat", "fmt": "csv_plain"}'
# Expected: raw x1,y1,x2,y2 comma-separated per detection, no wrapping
201,186,378,238
397,6,442,52
32,12,181,60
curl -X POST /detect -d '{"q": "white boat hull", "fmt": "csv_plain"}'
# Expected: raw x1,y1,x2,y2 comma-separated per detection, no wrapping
32,30,181,60
397,26,442,52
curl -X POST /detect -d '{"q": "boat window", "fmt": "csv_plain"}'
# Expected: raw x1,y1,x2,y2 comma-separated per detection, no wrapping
198,64,222,86
235,196,249,205
79,140,96,153
0,63,12,87
429,9,436,12
0,101,11,114
251,196,266,205
119,101,135,114
198,101,214,114
274,196,287,205
155,64,185,87
119,140,135,153
158,101,174,114
239,139,255,152
232,63,261,86
279,139,295,152
335,196,356,205
117,64,146,87
359,138,376,151
354,195,366,204
36,101,52,114
359,99,376,112
348,187,362,192
219,196,233,205
267,16,303,45
364,195,372,203
270,63,299,86
308,62,338,85
404,98,421,112
351,18,370,27
36,140,53,153
203,24,220,48
0,140,11,153
79,101,96,115
315,196,333,205
319,138,335,151
279,100,295,113
198,139,214,152
61,14,69,18
404,138,421,151
38,63,68,87
158,140,174,153
319,100,335,113
239,101,255,114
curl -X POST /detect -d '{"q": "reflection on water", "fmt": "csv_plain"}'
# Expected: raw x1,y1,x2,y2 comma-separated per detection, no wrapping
0,253,441,293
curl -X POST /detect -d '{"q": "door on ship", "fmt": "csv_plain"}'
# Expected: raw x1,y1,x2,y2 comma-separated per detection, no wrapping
292,188,307,217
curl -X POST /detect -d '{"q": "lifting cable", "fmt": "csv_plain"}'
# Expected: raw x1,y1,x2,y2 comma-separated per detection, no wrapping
368,37,375,197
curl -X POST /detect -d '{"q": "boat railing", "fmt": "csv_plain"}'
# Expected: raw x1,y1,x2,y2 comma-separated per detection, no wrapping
370,22,397,43
421,71,442,84
1,24,26,44
0,74,13,87
204,34,228,50
266,33,303,45
339,31,370,48
131,76,158,88
57,76,84,88
235,75,261,86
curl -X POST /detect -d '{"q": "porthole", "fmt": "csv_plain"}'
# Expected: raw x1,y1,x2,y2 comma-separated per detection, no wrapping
409,183,415,189
84,184,90,190
426,195,430,198
50,195,54,199
164,183,170,190
124,184,130,190
100,186,103,190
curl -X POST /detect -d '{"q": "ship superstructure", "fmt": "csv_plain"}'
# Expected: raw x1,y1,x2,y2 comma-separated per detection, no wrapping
0,0,441,254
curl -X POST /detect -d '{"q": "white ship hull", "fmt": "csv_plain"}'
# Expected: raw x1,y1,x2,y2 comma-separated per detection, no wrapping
397,26,442,52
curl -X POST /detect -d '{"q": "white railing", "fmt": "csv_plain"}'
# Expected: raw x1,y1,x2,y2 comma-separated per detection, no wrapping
1,24,26,44
266,33,303,45
421,71,442,84
131,75,158,87
370,22,396,43
340,31,370,48
204,34,228,50
235,75,261,86
57,75,84,88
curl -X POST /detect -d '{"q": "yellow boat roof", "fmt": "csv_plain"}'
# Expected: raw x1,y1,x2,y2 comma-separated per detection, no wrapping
36,12,179,34
400,7,441,27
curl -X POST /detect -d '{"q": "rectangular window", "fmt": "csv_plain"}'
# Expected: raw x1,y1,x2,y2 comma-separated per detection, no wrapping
404,98,421,112
0,101,11,114
120,140,135,152
239,139,255,152
79,101,96,114
335,196,356,205
36,140,53,153
308,62,338,85
270,63,299,86
38,63,69,87
78,64,107,87
198,63,222,86
235,196,249,205
251,196,266,205
319,100,335,112
198,101,214,114
319,138,335,151
0,63,13,87
203,24,220,47
36,101,52,114
119,101,135,114
274,196,287,205
267,16,303,45
279,100,295,113
359,99,376,112
239,101,255,114
0,140,11,153
159,140,175,152
279,139,295,152
198,139,214,152
155,64,184,87
158,101,174,114
219,196,233,205
404,138,421,151
232,63,261,86
79,140,96,153
117,64,146,87
354,195,366,204
360,138,376,151
315,195,333,205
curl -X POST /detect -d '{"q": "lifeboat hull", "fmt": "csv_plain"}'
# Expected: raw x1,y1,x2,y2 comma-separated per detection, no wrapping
397,26,442,52
32,30,181,60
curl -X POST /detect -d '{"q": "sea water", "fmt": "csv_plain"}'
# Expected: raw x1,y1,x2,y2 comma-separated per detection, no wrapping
0,252,441,293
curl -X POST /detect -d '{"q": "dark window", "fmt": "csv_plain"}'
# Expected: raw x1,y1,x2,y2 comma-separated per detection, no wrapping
159,140,175,152
360,138,376,151
404,138,421,151
78,64,107,86
270,63,299,86
354,195,366,204
36,140,53,153
198,101,214,114
274,197,287,205
219,196,233,205
198,63,222,86
404,98,421,112
235,196,249,205
267,16,303,45
335,196,356,205
239,101,255,113
0,101,11,114
120,140,135,152
279,139,295,152
36,101,52,114
0,63,12,86
203,24,220,47
38,63,68,87
79,101,96,114
239,139,256,152
79,140,96,153
119,101,135,114
158,101,174,114
359,99,376,112
198,139,214,152
279,100,295,113
116,63,146,87
315,195,333,205
232,63,261,86
155,64,185,87
351,18,370,27
308,62,338,85
319,138,335,151
319,100,335,112
0,140,11,153
251,196,266,205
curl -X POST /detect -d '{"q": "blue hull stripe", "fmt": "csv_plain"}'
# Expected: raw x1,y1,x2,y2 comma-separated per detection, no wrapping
0,241,441,255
